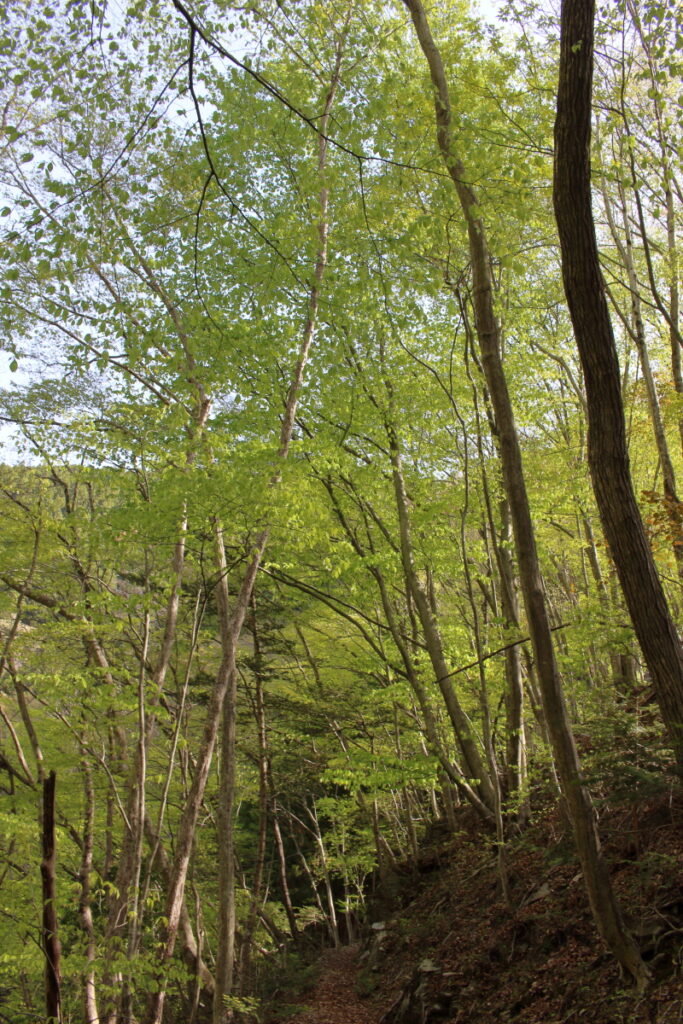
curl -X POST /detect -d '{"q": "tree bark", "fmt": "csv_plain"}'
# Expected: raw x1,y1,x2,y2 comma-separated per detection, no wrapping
553,0,683,768
79,757,100,1024
41,771,62,1023
270,795,300,944
239,599,270,993
213,524,239,1024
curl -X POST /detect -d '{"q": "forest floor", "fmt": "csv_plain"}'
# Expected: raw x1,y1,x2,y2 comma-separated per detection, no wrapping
271,944,377,1024
267,779,683,1024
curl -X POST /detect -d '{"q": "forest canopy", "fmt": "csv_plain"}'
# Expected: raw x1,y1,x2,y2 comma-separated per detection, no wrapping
1,0,682,1021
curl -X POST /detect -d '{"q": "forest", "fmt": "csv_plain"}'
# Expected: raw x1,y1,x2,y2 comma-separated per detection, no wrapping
1,0,682,1021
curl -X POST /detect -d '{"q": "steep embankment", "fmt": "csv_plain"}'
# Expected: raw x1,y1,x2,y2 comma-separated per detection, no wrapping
271,787,683,1024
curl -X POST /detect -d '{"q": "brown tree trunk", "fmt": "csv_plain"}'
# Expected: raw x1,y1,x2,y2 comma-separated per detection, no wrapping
498,500,527,802
553,0,683,768
143,814,215,995
404,0,649,988
471,360,527,806
306,802,341,948
41,771,62,1023
104,524,189,1024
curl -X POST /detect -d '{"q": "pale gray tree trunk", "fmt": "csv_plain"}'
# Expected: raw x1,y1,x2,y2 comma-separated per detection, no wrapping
79,756,100,1024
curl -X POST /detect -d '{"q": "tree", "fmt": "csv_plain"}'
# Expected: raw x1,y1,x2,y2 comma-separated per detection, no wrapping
403,0,648,987
553,0,683,771
1,0,682,1017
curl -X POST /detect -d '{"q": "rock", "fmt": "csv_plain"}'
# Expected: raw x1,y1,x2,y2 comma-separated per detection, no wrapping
379,959,447,1024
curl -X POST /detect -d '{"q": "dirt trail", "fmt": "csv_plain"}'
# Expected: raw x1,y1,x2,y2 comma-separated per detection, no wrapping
272,944,378,1024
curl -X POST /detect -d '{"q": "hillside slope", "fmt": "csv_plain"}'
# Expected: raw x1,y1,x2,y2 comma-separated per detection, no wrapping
271,786,683,1024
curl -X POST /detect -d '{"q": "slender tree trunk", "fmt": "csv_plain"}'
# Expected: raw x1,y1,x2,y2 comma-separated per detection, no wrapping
289,817,329,938
104,525,190,1024
271,797,300,944
625,0,683,453
600,167,683,578
498,501,526,804
392,708,421,860
79,757,100,1024
370,796,389,883
553,0,683,769
307,802,341,948
387,431,495,810
41,771,62,1023
323,476,493,819
404,0,649,987
460,511,510,907
239,599,270,993
120,613,150,1024
471,358,527,805
213,524,239,1024
0,533,46,785
145,532,265,1024
213,695,238,1019
144,814,215,995
9,657,44,783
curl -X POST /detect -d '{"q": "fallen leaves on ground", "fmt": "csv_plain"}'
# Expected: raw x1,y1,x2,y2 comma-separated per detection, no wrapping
269,944,378,1024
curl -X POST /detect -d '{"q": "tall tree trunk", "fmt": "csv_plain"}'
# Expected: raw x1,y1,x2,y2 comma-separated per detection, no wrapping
404,0,649,987
469,356,527,806
600,163,683,578
144,814,215,997
553,0,683,769
41,771,62,1023
306,802,341,948
213,525,239,1024
104,523,190,1024
120,612,151,1024
387,429,496,810
79,757,100,1024
321,474,494,819
239,598,270,993
625,0,683,453
498,500,527,803
270,795,300,944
